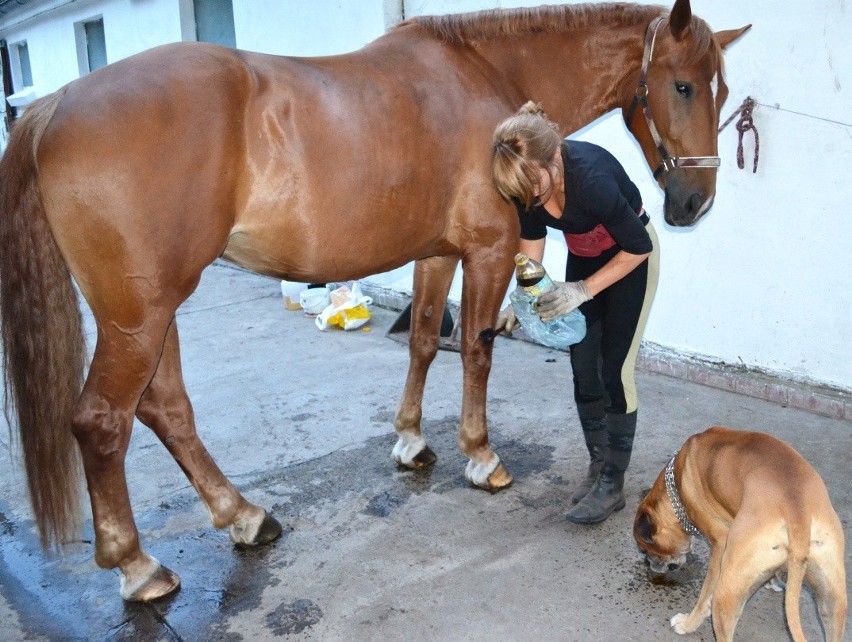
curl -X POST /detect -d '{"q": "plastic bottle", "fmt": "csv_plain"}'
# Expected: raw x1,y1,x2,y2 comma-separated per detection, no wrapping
514,254,554,296
509,253,586,349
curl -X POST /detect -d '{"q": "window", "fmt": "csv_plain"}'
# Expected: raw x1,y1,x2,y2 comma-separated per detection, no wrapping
193,0,236,48
84,19,107,71
17,42,32,87
74,17,107,76
5,40,36,115
10,40,32,88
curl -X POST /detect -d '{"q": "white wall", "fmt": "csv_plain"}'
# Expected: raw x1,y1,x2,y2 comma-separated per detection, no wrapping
0,0,849,391
0,0,389,96
1,0,184,98
655,0,851,390
387,0,852,392
233,0,387,57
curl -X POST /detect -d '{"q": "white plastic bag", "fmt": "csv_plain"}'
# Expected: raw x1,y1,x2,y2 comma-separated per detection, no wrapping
315,282,373,331
281,280,307,311
299,286,331,316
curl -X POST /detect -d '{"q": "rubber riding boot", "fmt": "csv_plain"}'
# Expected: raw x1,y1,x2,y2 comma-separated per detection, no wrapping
567,411,636,524
566,465,625,524
570,442,605,505
571,401,608,505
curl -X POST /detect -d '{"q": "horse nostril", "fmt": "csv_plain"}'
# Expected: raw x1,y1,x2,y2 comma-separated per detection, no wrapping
664,184,712,227
687,192,705,216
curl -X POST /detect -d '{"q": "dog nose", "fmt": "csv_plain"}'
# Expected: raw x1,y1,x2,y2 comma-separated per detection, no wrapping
667,562,679,571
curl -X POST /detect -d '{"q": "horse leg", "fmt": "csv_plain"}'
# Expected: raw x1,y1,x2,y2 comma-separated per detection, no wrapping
71,315,183,602
392,256,457,469
457,247,515,489
135,318,281,548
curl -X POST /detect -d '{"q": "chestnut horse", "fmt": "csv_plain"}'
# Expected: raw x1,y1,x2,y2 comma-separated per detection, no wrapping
0,0,748,600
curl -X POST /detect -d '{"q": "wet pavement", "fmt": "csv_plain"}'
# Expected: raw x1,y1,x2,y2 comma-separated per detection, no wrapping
0,262,849,641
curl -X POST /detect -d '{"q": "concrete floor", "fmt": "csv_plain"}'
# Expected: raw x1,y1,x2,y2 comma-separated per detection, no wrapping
0,262,849,641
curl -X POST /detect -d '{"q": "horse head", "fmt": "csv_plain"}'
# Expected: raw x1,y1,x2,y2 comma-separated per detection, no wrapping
625,0,750,227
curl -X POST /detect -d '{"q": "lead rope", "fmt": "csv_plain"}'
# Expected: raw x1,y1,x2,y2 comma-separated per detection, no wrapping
719,96,759,173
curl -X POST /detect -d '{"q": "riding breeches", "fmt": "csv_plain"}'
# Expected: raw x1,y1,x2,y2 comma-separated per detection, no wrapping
566,222,659,415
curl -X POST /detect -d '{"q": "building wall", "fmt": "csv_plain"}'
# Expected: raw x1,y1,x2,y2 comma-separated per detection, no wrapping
1,0,184,95
232,0,388,57
376,0,852,393
0,0,850,392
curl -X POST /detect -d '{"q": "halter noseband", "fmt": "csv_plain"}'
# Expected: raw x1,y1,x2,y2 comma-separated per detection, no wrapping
625,16,721,180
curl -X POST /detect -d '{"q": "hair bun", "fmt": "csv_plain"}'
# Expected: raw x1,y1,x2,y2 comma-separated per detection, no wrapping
518,100,546,116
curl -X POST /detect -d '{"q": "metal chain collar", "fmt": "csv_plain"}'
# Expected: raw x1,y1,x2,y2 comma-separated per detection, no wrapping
664,453,703,537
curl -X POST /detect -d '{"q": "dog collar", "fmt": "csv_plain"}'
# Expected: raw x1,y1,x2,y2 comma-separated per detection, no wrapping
665,453,702,537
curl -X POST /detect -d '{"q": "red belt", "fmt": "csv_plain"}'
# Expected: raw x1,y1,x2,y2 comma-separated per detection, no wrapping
563,208,645,257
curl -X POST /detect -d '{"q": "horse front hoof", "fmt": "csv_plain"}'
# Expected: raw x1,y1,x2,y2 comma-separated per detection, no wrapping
409,444,437,468
392,433,436,469
465,455,511,490
487,463,513,490
120,562,180,602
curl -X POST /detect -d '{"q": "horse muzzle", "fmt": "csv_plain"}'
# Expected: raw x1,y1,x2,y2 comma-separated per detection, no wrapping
663,173,716,227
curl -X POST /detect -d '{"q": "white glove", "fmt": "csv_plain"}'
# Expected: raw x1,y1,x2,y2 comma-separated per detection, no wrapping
536,281,592,321
495,304,520,336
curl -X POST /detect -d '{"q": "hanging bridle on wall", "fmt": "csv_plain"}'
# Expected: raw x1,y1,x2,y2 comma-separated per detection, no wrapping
625,16,722,180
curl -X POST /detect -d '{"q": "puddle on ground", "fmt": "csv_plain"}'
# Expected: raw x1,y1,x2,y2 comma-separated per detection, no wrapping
1,417,559,640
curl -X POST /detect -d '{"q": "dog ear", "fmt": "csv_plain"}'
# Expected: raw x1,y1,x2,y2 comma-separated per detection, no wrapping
635,510,656,545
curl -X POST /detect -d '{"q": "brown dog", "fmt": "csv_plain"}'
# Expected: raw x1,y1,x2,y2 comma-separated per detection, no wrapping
633,426,847,642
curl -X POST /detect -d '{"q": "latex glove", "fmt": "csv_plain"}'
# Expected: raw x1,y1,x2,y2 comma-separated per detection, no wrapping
495,304,520,336
536,281,592,321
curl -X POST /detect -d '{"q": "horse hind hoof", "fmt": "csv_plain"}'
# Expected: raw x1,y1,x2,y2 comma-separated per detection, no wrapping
253,512,284,545
231,511,283,547
120,563,181,602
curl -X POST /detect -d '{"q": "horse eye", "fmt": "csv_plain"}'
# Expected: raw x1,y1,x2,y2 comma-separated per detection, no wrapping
675,82,692,98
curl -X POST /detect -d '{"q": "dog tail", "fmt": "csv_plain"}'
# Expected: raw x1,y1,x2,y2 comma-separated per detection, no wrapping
784,519,811,642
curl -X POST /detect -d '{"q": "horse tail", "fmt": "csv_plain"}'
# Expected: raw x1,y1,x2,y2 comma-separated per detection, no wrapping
783,516,811,642
0,87,86,550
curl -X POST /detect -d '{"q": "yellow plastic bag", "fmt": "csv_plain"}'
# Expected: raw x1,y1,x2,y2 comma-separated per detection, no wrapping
325,303,371,330
315,282,373,331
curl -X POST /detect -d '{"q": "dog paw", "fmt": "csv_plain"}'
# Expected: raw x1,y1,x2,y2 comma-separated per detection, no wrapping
670,613,691,634
764,575,785,592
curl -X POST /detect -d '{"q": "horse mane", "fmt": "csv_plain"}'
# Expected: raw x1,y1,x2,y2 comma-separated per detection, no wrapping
401,3,720,66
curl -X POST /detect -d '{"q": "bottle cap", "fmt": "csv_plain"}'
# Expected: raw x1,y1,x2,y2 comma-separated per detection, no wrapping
514,253,528,265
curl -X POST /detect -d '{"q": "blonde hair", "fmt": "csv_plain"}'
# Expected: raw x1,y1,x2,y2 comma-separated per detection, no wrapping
491,101,562,210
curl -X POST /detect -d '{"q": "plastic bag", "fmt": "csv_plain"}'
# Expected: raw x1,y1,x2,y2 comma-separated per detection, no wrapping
509,286,586,349
299,286,331,316
315,282,373,331
281,280,307,311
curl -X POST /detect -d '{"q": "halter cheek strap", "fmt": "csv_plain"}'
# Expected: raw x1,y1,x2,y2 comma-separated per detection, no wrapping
626,16,722,179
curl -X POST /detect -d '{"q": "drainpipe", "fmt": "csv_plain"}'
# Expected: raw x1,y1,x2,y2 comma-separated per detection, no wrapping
383,0,404,31
0,38,14,131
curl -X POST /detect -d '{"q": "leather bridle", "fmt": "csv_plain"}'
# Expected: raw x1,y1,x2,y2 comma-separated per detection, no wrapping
625,16,721,180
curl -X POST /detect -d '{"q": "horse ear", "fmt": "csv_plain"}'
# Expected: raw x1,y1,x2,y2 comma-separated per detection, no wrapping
715,25,752,50
669,0,692,40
